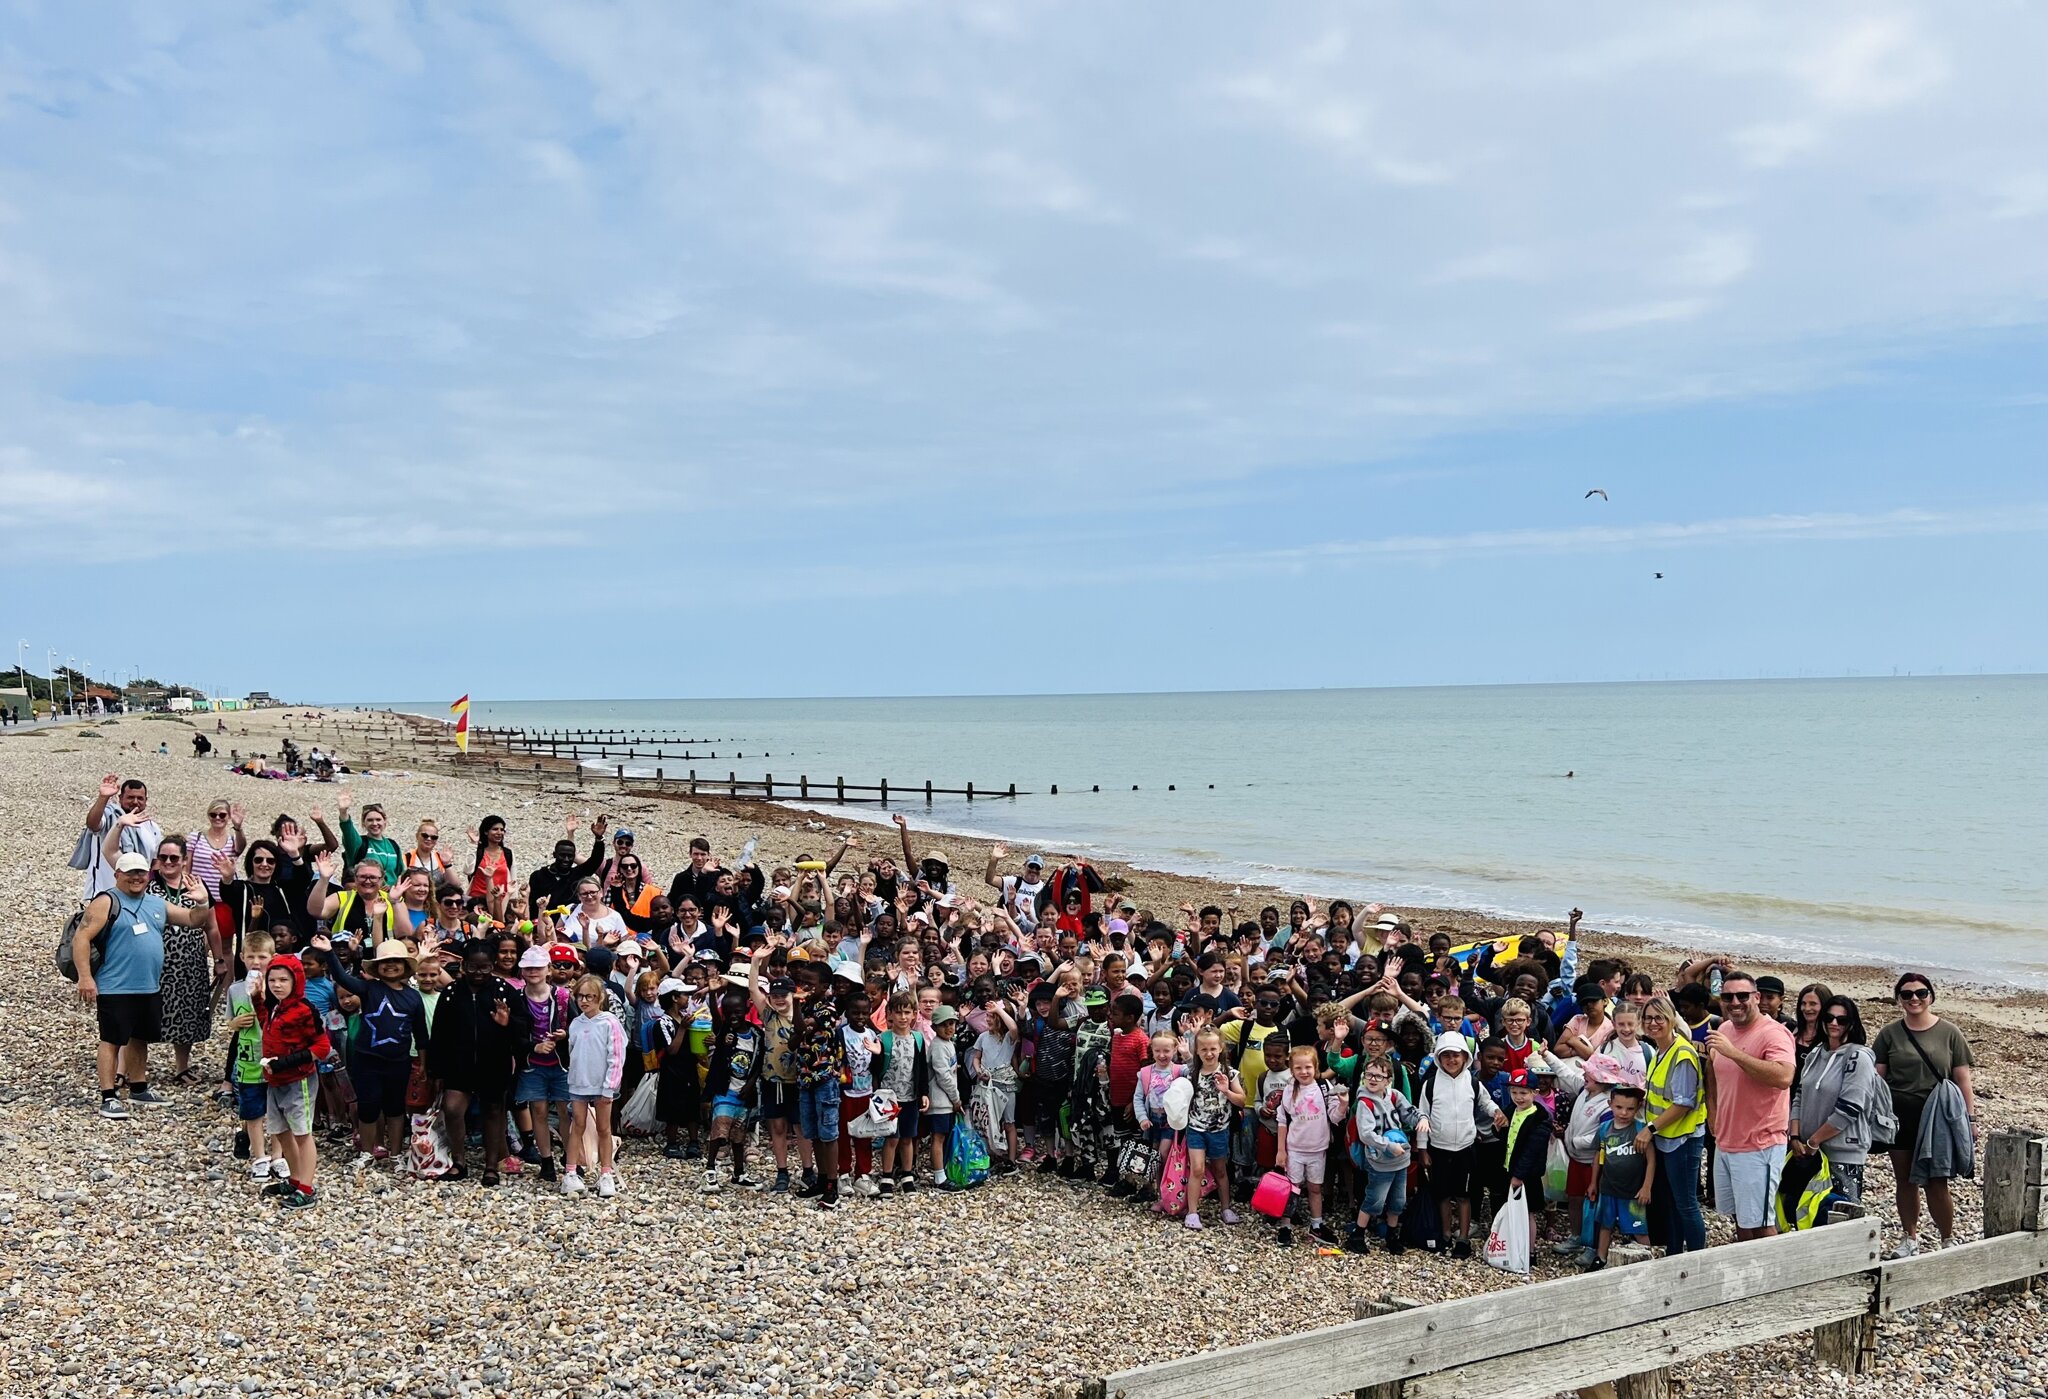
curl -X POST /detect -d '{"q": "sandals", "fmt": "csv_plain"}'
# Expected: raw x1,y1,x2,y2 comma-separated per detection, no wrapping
481,1169,500,1188
170,1068,203,1086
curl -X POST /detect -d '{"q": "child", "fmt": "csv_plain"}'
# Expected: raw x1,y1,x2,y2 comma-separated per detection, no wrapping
225,932,276,1180
297,945,357,1142
1182,1027,1246,1230
1588,1084,1655,1269
1272,1044,1346,1246
699,986,761,1190
426,943,533,1185
255,953,330,1209
1416,1030,1492,1258
1605,1003,1649,1078
873,991,930,1193
1470,1038,1515,1232
1130,1031,1184,1206
924,1005,966,1188
1103,994,1151,1194
651,978,701,1161
969,992,1021,1172
515,944,575,1183
1502,1068,1554,1247
837,985,882,1197
564,974,627,1197
1559,1054,1622,1260
790,961,849,1210
1347,1055,1419,1254
322,936,428,1168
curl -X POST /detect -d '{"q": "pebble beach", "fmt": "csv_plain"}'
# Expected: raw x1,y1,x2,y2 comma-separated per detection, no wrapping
4,710,2046,1399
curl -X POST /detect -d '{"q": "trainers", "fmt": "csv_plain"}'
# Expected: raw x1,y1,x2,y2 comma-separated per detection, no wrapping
517,1140,543,1166
732,1172,763,1190
280,1187,316,1211
370,1145,389,1162
351,1152,375,1172
1451,1239,1473,1260
596,1172,618,1199
261,1178,295,1198
1343,1228,1371,1255
794,1177,824,1200
930,1169,947,1188
855,1175,880,1199
700,1169,722,1193
539,1160,558,1184
97,1094,131,1120
770,1169,790,1194
898,1173,917,1194
816,1192,840,1212
1887,1238,1920,1260
1183,1213,1205,1231
1275,1226,1295,1247
250,1157,273,1180
127,1086,172,1109
801,1167,819,1193
1551,1239,1580,1255
663,1143,691,1161
876,1175,896,1197
232,1128,251,1160
1310,1222,1339,1246
684,1141,702,1160
1387,1234,1407,1256
1221,1208,1242,1226
561,1171,586,1196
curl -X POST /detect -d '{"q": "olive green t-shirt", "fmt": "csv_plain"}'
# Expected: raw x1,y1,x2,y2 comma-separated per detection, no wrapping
1872,1019,1974,1108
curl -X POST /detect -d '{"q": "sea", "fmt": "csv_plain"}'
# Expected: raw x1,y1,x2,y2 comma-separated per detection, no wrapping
386,678,2048,986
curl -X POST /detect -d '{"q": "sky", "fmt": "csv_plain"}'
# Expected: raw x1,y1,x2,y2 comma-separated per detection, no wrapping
2,1,2044,700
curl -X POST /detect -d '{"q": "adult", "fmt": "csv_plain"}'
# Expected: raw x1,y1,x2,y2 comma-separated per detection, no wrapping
1755,975,1798,1033
1792,981,1833,1078
186,801,245,902
80,774,161,898
1790,995,1878,1203
666,835,723,914
466,814,512,915
307,852,406,945
983,844,1046,927
529,817,608,918
73,851,217,1118
1873,972,1977,1256
404,819,455,882
1641,994,1708,1253
141,835,217,1083
607,852,657,933
891,813,950,898
559,877,629,947
1704,971,1796,1241
337,789,401,885
215,841,294,966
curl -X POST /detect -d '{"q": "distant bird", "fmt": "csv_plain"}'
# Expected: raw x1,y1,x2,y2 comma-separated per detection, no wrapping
1585,488,1608,500
1654,572,1664,579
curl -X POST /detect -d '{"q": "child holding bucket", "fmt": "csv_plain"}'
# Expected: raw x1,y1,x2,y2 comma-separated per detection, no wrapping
1269,1041,1346,1246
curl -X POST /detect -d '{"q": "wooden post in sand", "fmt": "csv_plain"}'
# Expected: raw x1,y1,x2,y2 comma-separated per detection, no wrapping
1814,1203,1876,1374
1354,1294,1420,1399
1574,1245,1665,1399
1984,1132,2048,1297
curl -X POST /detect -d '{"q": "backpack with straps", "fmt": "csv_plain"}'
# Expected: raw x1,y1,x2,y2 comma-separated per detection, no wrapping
54,892,117,983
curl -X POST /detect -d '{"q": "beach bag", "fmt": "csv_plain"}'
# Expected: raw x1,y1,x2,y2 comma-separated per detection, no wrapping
1483,1184,1531,1275
1776,1151,1842,1232
1162,1076,1194,1132
1116,1134,1159,1190
1157,1133,1190,1215
1403,1169,1446,1250
404,1058,436,1113
405,1109,453,1179
54,893,115,983
847,1091,900,1140
947,1117,991,1188
1545,1136,1571,1201
617,1073,661,1135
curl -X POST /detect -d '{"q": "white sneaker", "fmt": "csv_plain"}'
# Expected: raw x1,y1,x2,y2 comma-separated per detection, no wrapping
561,1171,586,1196
699,1169,723,1194
250,1157,273,1180
596,1171,618,1199
930,1169,946,1187
1887,1238,1919,1259
269,1157,290,1179
1551,1239,1580,1255
855,1174,880,1199
350,1152,375,1172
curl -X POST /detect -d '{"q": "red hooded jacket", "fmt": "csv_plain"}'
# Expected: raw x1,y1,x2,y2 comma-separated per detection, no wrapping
258,953,330,1087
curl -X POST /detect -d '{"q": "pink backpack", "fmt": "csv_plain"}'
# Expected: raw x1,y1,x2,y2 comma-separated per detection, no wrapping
1156,1133,1190,1215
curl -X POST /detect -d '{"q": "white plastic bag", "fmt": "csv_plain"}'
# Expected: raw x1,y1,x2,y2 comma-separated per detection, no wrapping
847,1090,901,1140
617,1074,660,1135
1483,1183,1531,1275
405,1109,453,1180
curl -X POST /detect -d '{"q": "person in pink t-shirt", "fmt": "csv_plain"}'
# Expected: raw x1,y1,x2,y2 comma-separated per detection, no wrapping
1705,971,1797,1240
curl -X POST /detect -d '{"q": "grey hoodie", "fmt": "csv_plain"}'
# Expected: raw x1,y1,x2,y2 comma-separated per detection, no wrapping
1792,1042,1877,1165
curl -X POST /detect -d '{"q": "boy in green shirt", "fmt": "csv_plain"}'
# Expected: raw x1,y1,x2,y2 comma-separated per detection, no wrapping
226,931,279,1178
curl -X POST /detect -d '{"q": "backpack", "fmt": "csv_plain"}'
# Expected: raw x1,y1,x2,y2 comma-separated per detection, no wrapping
54,892,116,983
1866,1059,1900,1151
1776,1151,1846,1232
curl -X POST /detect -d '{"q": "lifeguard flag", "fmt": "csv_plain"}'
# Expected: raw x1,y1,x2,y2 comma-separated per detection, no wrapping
450,694,470,753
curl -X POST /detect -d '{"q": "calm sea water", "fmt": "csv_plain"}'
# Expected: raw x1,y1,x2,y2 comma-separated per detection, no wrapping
388,678,2048,985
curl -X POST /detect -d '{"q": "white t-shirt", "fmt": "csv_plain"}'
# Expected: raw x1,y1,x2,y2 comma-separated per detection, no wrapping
999,874,1044,923
562,907,629,946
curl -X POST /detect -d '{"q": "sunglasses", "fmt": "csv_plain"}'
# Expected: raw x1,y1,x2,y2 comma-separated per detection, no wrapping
418,833,438,842
1824,1014,1850,1024
619,862,640,872
1898,988,1932,1001
250,855,276,866
439,894,464,905
157,853,182,862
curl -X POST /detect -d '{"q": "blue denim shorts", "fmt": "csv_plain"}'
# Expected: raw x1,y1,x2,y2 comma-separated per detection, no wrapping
234,1081,268,1122
516,1063,570,1105
798,1080,841,1143
1362,1166,1408,1218
1185,1128,1231,1158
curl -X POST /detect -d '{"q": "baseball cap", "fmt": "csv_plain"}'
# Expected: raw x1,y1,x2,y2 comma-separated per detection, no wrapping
930,1004,959,1025
612,827,634,842
1025,854,1045,868
518,946,551,969
1508,1068,1532,1088
548,944,580,966
115,852,149,874
692,948,722,964
767,977,794,996
1117,898,1137,913
655,977,689,998
613,941,645,959
1433,1031,1470,1057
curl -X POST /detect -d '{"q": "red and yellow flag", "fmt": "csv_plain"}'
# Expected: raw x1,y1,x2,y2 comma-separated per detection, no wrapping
450,694,470,754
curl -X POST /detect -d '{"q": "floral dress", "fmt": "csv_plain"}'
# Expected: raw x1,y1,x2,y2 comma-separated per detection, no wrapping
149,874,213,1047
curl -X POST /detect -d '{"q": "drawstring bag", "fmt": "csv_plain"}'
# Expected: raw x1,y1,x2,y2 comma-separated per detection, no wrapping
1157,1133,1191,1215
616,1074,661,1135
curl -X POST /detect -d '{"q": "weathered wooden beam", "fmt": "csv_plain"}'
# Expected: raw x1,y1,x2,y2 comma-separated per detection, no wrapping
1814,1202,1876,1375
1405,1278,1875,1399
1354,1295,1420,1399
1096,1222,1879,1399
1880,1228,2048,1313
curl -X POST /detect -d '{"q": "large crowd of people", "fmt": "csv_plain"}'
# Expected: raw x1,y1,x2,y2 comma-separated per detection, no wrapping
67,771,1977,1266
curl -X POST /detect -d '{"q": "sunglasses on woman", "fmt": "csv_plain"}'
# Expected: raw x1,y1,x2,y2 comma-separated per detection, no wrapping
1898,988,1931,1001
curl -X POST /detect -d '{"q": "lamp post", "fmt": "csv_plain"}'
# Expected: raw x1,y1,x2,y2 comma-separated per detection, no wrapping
65,655,74,714
45,649,56,715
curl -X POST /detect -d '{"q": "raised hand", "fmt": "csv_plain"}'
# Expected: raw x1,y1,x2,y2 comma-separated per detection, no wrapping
314,851,338,882
213,850,236,884
278,826,303,857
591,815,608,837
891,812,908,829
490,1000,510,1027
228,803,246,828
310,932,333,951
990,842,1008,860
122,806,154,828
308,804,325,824
565,814,579,835
709,905,731,931
99,774,120,799
337,789,353,814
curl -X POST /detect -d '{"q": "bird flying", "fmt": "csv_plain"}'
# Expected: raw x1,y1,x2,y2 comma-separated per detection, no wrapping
1654,572,1664,579
1585,488,1608,500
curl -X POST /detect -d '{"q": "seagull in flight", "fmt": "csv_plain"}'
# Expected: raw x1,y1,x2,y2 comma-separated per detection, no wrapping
1585,488,1609,500
1654,572,1664,579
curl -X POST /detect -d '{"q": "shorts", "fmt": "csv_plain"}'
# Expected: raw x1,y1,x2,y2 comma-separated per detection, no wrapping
1594,1193,1649,1236
895,1103,923,1140
710,1092,748,1122
923,1111,954,1142
1893,1099,1929,1166
758,1080,797,1122
570,1093,611,1106
353,1056,412,1122
1712,1143,1787,1230
265,1078,315,1137
1427,1145,1475,1201
1566,1158,1597,1200
798,1080,841,1143
1362,1165,1408,1218
234,1081,268,1122
96,992,162,1047
516,1063,571,1106
1185,1128,1231,1158
1286,1153,1327,1186
1026,1078,1067,1135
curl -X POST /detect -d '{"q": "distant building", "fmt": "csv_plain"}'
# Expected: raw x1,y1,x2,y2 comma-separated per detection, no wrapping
246,690,278,706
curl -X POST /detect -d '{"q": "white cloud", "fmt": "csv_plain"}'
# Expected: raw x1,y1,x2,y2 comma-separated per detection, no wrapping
1568,298,1715,333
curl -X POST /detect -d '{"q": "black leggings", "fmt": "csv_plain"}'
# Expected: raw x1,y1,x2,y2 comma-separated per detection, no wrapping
352,1056,411,1124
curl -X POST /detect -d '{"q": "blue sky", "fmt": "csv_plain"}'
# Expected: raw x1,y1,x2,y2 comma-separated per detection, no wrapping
2,2,2044,699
